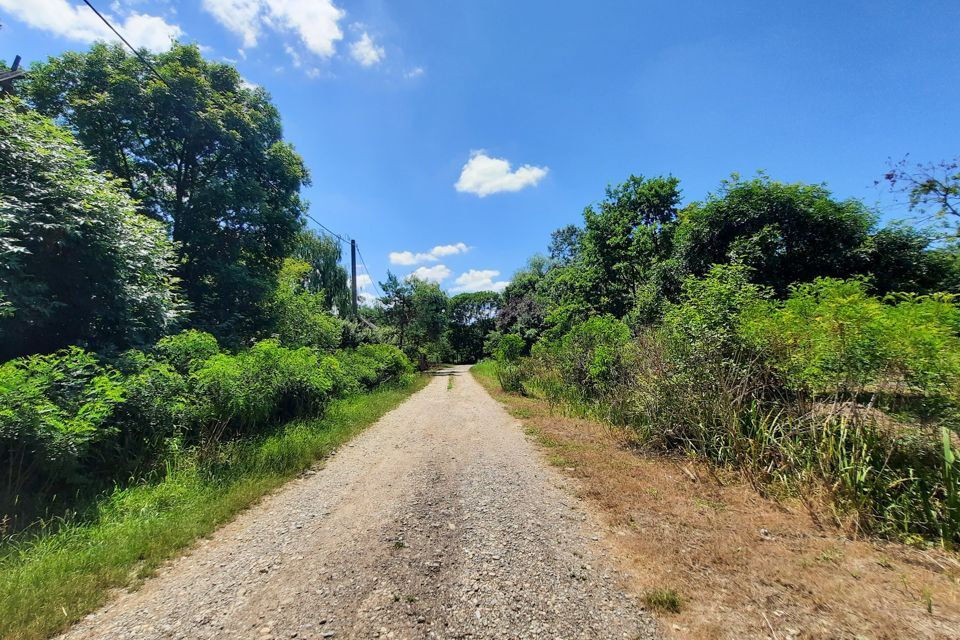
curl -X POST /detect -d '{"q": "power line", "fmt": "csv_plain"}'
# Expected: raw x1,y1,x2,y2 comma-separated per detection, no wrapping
355,243,385,299
82,0,173,91
303,212,350,246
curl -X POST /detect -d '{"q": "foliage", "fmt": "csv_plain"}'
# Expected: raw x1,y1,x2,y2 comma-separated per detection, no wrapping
447,291,500,363
155,330,220,374
271,258,343,351
25,43,309,343
741,279,960,396
674,174,875,295
883,156,960,239
0,348,125,522
190,340,342,442
293,230,351,314
1,335,418,528
334,344,414,391
0,98,182,359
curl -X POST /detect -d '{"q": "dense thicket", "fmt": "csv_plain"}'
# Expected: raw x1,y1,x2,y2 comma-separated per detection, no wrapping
0,99,181,359
24,43,309,343
491,172,960,545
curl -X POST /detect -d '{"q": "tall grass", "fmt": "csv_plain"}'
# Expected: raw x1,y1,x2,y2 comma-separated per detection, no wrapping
0,374,427,640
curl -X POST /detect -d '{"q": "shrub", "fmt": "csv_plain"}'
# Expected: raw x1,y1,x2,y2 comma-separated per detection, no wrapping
529,316,635,414
155,330,220,374
189,340,341,444
492,333,527,393
0,348,125,522
335,344,413,392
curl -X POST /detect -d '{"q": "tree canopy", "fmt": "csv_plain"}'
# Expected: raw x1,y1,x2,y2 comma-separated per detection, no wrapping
0,98,182,360
25,43,309,343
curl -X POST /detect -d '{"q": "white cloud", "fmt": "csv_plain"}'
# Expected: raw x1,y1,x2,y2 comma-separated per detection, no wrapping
202,0,345,58
404,66,425,79
389,242,469,266
451,269,510,293
0,0,181,51
408,264,451,284
356,274,373,289
455,151,548,197
349,32,385,67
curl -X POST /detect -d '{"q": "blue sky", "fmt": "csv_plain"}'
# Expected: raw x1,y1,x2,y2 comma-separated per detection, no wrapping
2,1,959,297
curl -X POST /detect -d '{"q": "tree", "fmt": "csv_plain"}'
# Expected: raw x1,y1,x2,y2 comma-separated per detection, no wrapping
293,230,350,314
578,175,681,317
548,224,582,264
496,255,551,347
271,259,342,351
378,273,415,350
448,291,501,363
674,175,874,295
25,43,309,343
377,274,449,368
0,99,182,360
882,156,960,239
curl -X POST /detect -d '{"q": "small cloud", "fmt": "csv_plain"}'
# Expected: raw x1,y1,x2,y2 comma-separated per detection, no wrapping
358,291,378,306
349,32,385,67
356,274,373,289
451,269,510,293
404,66,425,79
389,242,469,266
455,151,548,197
408,264,451,284
284,43,302,68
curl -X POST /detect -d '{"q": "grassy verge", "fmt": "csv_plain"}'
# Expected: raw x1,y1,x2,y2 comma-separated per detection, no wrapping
471,362,960,639
0,374,428,640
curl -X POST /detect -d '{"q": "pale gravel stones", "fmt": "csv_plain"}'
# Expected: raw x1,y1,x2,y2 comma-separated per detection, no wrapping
59,366,657,640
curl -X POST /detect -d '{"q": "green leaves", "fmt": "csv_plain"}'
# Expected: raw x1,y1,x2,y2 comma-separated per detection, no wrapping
24,43,309,344
0,98,182,359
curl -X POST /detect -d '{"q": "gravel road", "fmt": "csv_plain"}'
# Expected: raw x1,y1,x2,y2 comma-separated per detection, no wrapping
60,366,657,640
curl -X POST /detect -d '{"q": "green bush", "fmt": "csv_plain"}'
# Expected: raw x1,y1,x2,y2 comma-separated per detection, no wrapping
740,279,960,398
155,330,220,374
335,344,413,392
491,333,527,393
190,340,341,443
0,348,125,522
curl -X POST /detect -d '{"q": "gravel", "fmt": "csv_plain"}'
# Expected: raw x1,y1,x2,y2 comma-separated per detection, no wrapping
59,366,657,640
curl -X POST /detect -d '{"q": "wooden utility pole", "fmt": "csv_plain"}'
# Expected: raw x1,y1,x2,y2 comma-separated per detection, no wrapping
350,238,358,317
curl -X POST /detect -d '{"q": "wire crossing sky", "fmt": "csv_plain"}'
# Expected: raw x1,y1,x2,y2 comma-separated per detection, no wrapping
2,1,958,296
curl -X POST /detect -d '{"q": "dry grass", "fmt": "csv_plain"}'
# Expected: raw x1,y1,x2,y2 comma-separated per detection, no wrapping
472,364,960,640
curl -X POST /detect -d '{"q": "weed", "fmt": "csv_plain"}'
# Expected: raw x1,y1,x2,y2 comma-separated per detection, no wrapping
643,588,683,613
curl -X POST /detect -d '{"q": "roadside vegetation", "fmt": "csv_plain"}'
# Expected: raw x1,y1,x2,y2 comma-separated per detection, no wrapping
0,43,433,639
486,170,960,546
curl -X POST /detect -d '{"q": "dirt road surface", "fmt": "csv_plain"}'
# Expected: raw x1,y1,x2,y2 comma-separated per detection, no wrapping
60,366,656,640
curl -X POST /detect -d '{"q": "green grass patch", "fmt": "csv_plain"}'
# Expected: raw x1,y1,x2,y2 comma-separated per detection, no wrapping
0,375,427,640
643,587,683,613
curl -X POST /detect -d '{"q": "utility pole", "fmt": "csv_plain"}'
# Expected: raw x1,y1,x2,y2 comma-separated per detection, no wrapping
0,55,24,96
350,238,358,317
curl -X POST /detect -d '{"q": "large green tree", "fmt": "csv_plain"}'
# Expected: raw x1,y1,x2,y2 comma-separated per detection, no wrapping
577,175,681,317
25,43,309,342
0,99,182,359
674,175,875,295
